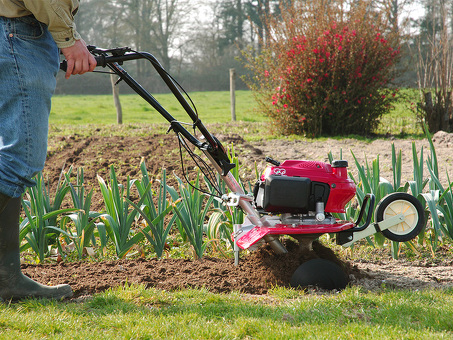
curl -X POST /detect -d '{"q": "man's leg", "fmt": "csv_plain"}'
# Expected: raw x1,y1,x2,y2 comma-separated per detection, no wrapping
0,15,59,197
0,16,72,301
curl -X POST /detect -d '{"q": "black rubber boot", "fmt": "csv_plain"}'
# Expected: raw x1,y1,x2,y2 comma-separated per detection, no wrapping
0,192,10,215
0,197,73,301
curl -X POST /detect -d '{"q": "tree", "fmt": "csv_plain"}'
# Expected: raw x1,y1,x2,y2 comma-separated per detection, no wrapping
75,0,122,47
216,1,292,52
149,0,190,71
416,0,453,132
116,0,188,72
78,0,189,72
179,1,250,91
217,0,246,51
368,0,415,35
246,0,290,50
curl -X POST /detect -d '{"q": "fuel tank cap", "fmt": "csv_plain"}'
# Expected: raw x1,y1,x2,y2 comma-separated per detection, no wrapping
332,160,348,168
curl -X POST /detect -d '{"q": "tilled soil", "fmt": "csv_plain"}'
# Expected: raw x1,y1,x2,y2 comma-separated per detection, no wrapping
23,241,347,297
22,127,453,298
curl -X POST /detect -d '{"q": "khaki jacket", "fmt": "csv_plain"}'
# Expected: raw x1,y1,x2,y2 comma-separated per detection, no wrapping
0,0,81,48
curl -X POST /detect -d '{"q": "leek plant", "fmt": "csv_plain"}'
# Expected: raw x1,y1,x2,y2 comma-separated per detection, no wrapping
421,170,451,252
205,210,234,253
408,143,429,198
129,162,175,258
60,168,103,259
170,172,215,259
420,127,451,252
97,165,148,258
20,172,75,262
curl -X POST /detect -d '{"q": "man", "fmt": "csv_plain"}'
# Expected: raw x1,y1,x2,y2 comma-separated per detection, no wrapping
0,0,96,300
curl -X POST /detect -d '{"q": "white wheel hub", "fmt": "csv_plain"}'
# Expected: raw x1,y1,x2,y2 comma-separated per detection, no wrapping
383,199,419,235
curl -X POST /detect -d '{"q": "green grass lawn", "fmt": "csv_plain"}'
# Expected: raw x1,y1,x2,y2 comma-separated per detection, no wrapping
374,88,422,136
50,90,266,125
1,285,452,339
50,89,424,138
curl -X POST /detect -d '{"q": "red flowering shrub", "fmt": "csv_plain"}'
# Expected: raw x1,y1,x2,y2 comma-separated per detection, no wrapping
244,1,401,136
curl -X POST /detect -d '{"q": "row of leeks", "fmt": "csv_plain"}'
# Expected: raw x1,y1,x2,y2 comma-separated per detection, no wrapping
19,130,453,262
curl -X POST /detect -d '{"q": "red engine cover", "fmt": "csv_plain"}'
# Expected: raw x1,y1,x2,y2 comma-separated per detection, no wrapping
260,160,356,213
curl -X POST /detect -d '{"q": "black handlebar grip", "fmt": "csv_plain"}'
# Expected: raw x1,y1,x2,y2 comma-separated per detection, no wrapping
59,60,67,71
59,55,105,71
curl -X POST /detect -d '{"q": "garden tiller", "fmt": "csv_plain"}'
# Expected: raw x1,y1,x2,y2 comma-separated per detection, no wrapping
61,47,424,287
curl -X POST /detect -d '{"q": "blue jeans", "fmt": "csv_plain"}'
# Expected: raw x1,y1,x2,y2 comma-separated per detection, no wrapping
0,16,59,198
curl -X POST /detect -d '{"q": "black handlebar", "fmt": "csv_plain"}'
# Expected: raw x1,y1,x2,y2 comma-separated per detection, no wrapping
59,46,235,176
60,54,143,71
60,46,136,71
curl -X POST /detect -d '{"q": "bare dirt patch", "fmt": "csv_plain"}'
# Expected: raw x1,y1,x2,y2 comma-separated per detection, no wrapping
23,128,453,298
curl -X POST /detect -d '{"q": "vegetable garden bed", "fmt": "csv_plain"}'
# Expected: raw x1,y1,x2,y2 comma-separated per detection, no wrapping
22,126,453,298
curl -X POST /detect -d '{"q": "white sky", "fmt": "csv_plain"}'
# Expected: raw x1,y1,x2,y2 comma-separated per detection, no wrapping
406,1,425,19
190,0,426,34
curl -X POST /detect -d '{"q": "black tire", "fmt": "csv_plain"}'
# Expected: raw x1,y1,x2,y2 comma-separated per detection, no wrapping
376,192,424,242
290,258,348,290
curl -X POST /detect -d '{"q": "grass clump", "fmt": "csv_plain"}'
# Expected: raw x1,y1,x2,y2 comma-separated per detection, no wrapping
1,285,453,339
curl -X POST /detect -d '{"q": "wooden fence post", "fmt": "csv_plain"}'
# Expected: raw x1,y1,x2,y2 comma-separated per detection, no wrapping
111,73,123,124
230,68,236,121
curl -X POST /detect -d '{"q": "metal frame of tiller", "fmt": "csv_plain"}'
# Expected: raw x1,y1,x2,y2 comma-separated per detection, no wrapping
64,47,421,265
